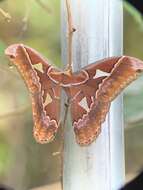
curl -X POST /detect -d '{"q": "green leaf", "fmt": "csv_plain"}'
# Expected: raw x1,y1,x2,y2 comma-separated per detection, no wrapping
0,40,6,55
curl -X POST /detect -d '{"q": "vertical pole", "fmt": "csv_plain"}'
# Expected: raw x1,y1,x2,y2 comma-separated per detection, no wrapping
61,0,125,190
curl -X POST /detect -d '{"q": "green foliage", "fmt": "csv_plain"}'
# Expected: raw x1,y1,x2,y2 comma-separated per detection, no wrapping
124,1,143,28
0,0,143,188
0,134,11,175
0,40,6,55
0,1,61,189
124,2,143,178
124,1,143,121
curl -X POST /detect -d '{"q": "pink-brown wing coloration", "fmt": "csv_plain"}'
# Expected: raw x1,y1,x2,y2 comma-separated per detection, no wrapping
5,44,61,144
65,56,143,146
5,44,143,146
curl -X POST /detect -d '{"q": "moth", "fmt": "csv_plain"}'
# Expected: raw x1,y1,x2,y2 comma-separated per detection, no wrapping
5,44,143,146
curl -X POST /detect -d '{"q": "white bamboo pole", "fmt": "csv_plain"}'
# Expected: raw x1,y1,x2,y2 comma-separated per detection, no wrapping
61,0,125,190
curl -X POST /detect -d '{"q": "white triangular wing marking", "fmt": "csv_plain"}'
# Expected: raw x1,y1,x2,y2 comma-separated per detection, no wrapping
43,93,52,107
93,69,110,79
33,63,43,73
78,97,90,112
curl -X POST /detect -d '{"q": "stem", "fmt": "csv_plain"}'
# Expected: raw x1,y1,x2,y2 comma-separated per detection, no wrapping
61,1,75,188
0,8,11,22
65,0,76,72
35,0,52,14
63,100,70,126
61,99,70,190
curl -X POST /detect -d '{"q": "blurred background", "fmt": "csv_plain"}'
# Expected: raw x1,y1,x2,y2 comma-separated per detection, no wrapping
0,0,143,190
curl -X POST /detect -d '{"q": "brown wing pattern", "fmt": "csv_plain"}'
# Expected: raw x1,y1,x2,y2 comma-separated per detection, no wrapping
5,44,61,144
5,44,143,146
68,56,143,145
